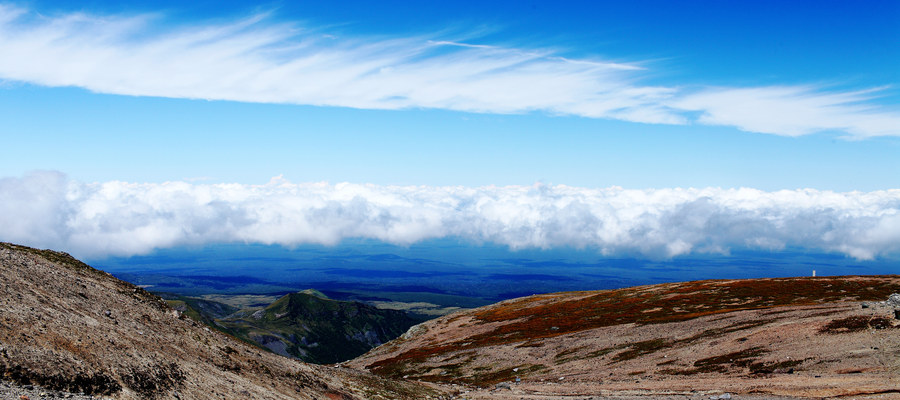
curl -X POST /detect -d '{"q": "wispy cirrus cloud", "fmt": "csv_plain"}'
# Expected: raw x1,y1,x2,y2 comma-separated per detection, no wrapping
0,4,898,137
673,86,900,138
2,171,899,260
0,4,678,124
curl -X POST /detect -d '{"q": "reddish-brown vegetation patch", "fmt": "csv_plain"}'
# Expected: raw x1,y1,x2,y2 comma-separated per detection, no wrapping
836,368,870,374
365,276,899,386
661,347,768,376
693,347,768,373
470,277,899,349
747,358,807,375
660,348,807,376
819,315,895,334
612,339,671,362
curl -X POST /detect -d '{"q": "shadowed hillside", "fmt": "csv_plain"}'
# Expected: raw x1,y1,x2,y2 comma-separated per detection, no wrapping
216,290,417,364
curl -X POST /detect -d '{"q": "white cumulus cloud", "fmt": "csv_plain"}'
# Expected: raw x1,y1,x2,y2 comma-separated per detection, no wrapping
1,172,899,260
0,4,898,137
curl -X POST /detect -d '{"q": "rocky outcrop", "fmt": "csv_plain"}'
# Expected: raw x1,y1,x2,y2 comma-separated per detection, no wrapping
888,293,900,307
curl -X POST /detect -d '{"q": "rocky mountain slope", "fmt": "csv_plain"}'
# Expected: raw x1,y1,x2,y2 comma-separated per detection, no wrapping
0,242,439,399
350,276,900,399
214,290,417,364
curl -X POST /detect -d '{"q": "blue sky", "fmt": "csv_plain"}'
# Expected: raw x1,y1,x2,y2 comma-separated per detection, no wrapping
1,0,899,188
1,1,899,260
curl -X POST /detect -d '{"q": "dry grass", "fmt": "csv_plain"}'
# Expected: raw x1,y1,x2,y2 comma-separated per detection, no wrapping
365,275,900,386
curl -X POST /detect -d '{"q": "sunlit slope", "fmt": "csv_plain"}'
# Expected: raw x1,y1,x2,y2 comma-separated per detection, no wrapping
351,276,900,398
0,242,439,399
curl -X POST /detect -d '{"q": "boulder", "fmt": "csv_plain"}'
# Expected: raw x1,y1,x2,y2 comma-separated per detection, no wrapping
887,293,900,307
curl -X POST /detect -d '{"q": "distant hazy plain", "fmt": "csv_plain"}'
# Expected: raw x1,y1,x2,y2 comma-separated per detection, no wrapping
92,240,898,308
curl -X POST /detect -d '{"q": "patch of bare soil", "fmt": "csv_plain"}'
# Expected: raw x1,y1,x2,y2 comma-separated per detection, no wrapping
350,276,900,399
0,242,441,400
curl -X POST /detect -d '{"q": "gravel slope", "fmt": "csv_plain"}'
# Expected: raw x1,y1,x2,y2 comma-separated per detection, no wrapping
0,242,441,400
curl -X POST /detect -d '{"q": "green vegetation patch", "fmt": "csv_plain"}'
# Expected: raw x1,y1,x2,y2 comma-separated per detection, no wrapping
223,292,418,364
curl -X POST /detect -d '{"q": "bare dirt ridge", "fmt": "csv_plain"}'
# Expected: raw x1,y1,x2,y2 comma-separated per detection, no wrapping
0,242,440,400
350,275,900,399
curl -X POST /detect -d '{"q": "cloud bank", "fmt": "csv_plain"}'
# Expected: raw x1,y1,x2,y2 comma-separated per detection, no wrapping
2,172,899,260
0,5,898,137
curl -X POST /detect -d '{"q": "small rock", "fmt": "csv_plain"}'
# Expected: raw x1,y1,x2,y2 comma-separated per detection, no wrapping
894,309,900,320
495,382,511,390
861,303,869,309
